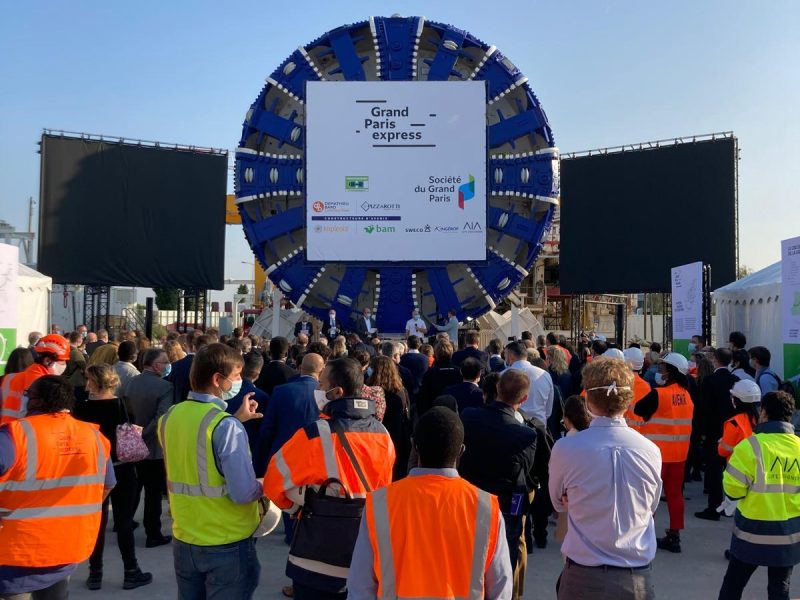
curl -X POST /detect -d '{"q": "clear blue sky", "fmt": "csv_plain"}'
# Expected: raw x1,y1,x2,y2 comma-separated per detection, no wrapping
1,1,798,301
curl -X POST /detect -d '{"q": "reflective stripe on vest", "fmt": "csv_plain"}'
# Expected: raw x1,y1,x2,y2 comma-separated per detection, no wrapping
317,420,339,480
0,374,26,422
645,434,691,442
743,436,800,494
733,526,800,546
372,487,493,600
161,405,228,498
719,441,735,454
2,503,103,520
0,418,106,494
647,418,693,426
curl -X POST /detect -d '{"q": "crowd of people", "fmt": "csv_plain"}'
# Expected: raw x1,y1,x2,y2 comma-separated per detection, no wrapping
1,323,800,599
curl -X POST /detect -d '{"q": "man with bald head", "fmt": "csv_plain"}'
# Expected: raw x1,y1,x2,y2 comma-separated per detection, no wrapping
255,353,326,476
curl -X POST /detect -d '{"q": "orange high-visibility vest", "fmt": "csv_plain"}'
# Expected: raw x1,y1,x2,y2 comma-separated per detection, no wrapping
0,364,49,424
718,413,755,460
264,416,395,510
642,383,694,463
624,374,653,432
0,412,110,567
365,474,501,599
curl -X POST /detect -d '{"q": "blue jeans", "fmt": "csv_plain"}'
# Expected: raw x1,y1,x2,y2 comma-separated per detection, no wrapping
173,538,260,600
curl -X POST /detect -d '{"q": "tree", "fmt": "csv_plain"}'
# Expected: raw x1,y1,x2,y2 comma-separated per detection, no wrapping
237,284,249,295
737,264,753,280
154,288,179,310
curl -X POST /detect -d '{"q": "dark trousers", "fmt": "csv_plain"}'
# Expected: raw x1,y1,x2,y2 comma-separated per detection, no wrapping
705,450,727,510
135,459,166,539
174,538,260,600
718,555,792,600
292,582,346,600
90,463,139,572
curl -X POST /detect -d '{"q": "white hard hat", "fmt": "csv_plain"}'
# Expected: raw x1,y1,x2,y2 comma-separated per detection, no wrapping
602,348,625,361
659,352,689,375
731,380,762,404
623,347,645,370
252,498,283,537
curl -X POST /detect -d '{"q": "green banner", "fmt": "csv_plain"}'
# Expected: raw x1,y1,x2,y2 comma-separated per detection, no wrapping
0,328,17,371
673,338,690,359
785,344,800,381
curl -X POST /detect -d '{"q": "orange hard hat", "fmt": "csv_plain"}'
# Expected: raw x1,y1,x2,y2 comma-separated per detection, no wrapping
34,334,71,361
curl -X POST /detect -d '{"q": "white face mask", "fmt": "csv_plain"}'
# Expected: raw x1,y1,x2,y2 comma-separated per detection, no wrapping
314,389,334,411
221,377,242,400
49,361,67,377
654,373,666,386
749,359,757,370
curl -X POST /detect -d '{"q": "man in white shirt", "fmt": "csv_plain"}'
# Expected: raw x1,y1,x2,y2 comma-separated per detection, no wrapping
549,357,662,600
405,309,428,338
503,342,553,423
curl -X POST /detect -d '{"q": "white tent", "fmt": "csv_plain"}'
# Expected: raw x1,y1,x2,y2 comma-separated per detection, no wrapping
17,264,51,344
714,261,782,376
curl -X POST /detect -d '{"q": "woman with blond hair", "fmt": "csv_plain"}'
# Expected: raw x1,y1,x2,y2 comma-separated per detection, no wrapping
368,356,412,480
331,335,348,359
73,364,152,591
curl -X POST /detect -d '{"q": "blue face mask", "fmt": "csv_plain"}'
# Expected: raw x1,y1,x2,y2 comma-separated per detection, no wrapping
365,367,374,379
161,363,172,379
688,343,697,354
222,378,242,400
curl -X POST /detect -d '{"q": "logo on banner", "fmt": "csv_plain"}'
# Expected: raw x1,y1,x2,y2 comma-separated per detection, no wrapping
311,200,350,214
458,175,475,209
364,224,396,234
361,201,400,212
312,201,325,213
463,221,482,233
345,176,369,191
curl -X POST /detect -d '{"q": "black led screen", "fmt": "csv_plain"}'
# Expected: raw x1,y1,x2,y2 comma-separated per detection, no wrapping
39,134,227,289
559,137,737,293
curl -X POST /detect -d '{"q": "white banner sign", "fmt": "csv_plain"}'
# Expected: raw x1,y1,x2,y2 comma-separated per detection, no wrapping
671,261,703,342
781,236,800,345
305,81,487,262
0,243,19,365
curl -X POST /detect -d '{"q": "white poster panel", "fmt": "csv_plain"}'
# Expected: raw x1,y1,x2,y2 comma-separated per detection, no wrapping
306,81,486,262
781,236,800,378
0,243,19,365
671,261,703,354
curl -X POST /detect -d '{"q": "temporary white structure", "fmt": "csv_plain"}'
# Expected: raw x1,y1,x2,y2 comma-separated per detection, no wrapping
713,261,782,376
17,264,51,344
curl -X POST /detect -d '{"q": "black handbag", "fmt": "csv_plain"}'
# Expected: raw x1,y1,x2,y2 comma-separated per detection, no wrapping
287,419,372,588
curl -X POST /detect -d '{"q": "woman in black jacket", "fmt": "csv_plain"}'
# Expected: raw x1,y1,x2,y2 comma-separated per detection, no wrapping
368,356,412,480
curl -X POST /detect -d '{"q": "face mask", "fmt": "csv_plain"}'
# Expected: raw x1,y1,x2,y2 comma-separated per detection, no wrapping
81,331,87,339
688,343,697,353
654,373,665,386
161,363,172,379
749,359,757,370
329,313,335,319
365,367,374,378
413,313,419,319
222,378,242,400
314,389,333,411
49,361,67,377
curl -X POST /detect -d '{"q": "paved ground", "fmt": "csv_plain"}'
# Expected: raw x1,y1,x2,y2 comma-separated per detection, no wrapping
68,479,799,599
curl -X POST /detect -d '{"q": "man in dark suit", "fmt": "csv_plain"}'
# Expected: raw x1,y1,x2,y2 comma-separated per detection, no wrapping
460,369,537,583
443,358,484,413
255,336,297,395
254,352,324,545
293,314,315,340
400,335,429,392
167,334,210,404
355,307,378,340
695,347,739,520
225,351,270,463
324,308,341,342
85,328,109,357
451,331,490,374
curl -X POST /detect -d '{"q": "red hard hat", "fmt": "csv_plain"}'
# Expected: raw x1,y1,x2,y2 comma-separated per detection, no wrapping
34,334,71,361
